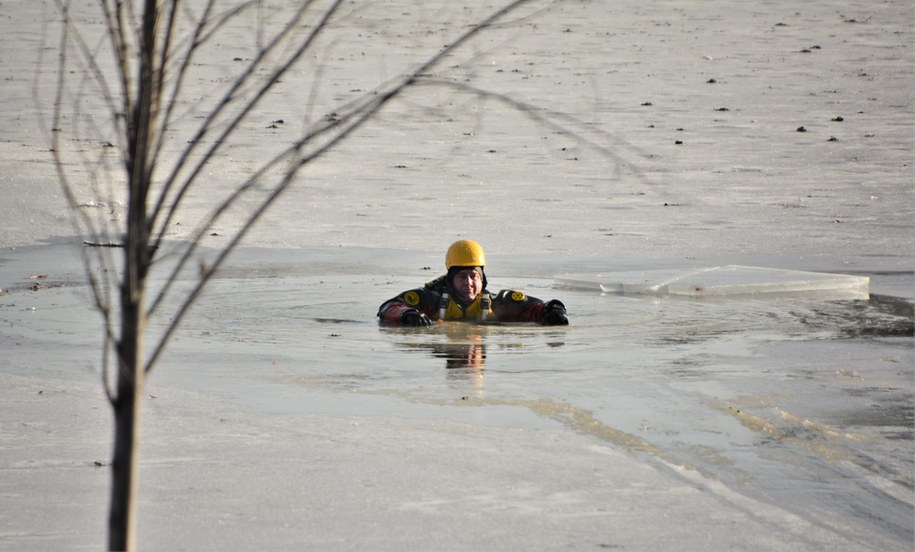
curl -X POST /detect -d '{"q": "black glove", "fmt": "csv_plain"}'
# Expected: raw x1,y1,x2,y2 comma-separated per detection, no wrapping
541,300,569,326
402,309,434,327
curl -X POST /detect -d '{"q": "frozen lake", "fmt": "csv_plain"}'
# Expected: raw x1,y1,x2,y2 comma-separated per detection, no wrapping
1,0,912,546
5,243,910,549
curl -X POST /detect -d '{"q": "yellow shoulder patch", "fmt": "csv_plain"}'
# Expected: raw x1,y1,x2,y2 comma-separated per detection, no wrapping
511,291,525,302
404,291,420,306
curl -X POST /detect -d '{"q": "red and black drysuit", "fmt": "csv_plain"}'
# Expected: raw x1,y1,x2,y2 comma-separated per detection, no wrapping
377,274,568,326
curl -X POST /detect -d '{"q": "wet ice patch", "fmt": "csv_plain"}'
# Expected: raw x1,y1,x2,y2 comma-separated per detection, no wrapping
556,265,870,299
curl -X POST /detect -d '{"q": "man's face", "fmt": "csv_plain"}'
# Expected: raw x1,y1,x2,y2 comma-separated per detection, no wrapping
451,268,483,303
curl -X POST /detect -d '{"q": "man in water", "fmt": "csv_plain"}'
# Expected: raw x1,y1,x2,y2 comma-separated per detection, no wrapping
377,239,569,326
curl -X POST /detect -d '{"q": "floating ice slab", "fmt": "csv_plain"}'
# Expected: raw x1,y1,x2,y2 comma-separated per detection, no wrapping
556,268,715,294
555,266,870,299
667,265,869,297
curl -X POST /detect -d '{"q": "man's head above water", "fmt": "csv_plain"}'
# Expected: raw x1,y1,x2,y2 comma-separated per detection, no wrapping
376,238,568,326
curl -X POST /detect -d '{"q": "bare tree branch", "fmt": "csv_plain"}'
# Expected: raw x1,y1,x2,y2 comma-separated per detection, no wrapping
150,0,243,171
99,0,132,135
148,0,327,243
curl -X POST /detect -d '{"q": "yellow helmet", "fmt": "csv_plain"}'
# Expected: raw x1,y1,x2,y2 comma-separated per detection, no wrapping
445,239,486,270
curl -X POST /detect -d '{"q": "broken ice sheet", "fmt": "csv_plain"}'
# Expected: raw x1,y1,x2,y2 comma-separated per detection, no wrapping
555,266,870,299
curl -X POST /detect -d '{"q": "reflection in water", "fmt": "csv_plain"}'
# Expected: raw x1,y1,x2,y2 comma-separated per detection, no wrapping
381,322,569,396
433,335,486,371
439,323,486,367
392,323,488,393
435,332,486,395
380,322,565,395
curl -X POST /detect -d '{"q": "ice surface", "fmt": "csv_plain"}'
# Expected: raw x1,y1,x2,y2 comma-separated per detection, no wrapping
1,0,910,549
556,265,870,299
